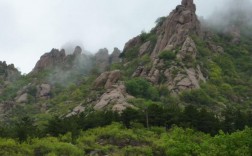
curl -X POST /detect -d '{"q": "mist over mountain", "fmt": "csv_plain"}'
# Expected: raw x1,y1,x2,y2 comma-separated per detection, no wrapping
0,0,252,155
206,0,252,31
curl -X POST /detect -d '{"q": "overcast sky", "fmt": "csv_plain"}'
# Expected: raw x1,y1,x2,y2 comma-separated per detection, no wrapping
0,0,235,73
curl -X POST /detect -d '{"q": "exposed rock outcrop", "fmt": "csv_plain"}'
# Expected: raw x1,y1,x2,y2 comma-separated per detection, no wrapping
164,65,206,93
94,48,121,72
32,49,66,72
94,70,121,89
94,83,133,112
95,48,110,72
31,46,90,73
37,84,51,99
176,36,197,61
93,70,132,112
110,48,121,64
15,93,28,103
66,105,85,117
121,0,206,94
0,61,20,82
150,0,200,58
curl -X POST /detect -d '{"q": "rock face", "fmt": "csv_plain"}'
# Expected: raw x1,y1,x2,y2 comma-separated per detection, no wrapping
37,84,51,99
110,48,121,64
150,0,200,58
0,61,20,82
94,70,121,89
122,0,207,94
176,36,197,61
95,48,121,72
32,46,89,73
95,48,110,72
32,49,66,72
16,93,28,103
94,83,133,112
93,70,132,112
66,105,85,117
123,0,201,59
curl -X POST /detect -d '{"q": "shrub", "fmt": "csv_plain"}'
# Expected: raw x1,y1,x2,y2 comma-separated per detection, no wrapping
158,50,176,60
125,78,159,101
123,46,139,60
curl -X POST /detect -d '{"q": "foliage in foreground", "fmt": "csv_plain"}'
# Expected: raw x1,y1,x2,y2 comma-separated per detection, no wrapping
0,123,252,156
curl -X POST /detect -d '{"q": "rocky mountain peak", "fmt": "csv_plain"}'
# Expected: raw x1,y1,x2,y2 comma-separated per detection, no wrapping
95,48,121,72
110,47,121,64
150,0,200,58
73,46,82,56
32,45,86,73
121,0,204,94
95,48,110,72
0,61,20,82
32,49,66,73
181,0,196,12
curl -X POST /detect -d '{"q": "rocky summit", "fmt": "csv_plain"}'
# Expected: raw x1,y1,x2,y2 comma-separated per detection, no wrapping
1,0,252,155
122,0,204,94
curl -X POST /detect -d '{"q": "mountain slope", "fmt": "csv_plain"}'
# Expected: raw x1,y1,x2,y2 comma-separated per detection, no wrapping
0,0,252,123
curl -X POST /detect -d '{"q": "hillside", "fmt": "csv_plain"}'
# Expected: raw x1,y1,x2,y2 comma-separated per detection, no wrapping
0,0,252,155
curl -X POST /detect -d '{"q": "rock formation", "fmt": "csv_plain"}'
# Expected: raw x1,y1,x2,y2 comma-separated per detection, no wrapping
122,0,206,93
94,83,133,112
94,70,121,89
32,46,89,73
109,47,121,64
37,84,51,99
95,48,110,72
32,49,66,72
151,0,200,58
0,61,20,82
95,48,121,72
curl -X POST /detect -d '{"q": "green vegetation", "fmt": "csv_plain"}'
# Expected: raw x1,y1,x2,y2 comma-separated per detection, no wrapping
155,16,166,27
125,78,159,101
0,120,252,155
158,50,176,60
0,10,252,155
140,31,157,44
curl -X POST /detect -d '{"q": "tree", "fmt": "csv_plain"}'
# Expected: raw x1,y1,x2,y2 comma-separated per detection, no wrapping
14,116,37,142
121,108,140,128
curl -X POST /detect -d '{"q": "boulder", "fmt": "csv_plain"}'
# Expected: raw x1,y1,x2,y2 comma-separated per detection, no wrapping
37,84,51,99
66,105,85,117
94,70,121,89
94,83,133,112
16,93,28,103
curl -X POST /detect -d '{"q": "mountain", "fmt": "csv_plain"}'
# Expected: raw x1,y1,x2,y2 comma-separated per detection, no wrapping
0,0,252,121
1,0,252,155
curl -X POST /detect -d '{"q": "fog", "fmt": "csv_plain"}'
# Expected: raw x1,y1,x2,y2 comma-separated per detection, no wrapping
206,0,252,31
1,0,252,73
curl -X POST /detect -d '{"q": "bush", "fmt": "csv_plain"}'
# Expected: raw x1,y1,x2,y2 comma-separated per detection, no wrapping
0,139,32,156
123,46,140,60
158,50,176,60
32,137,84,156
181,89,214,106
125,78,159,101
